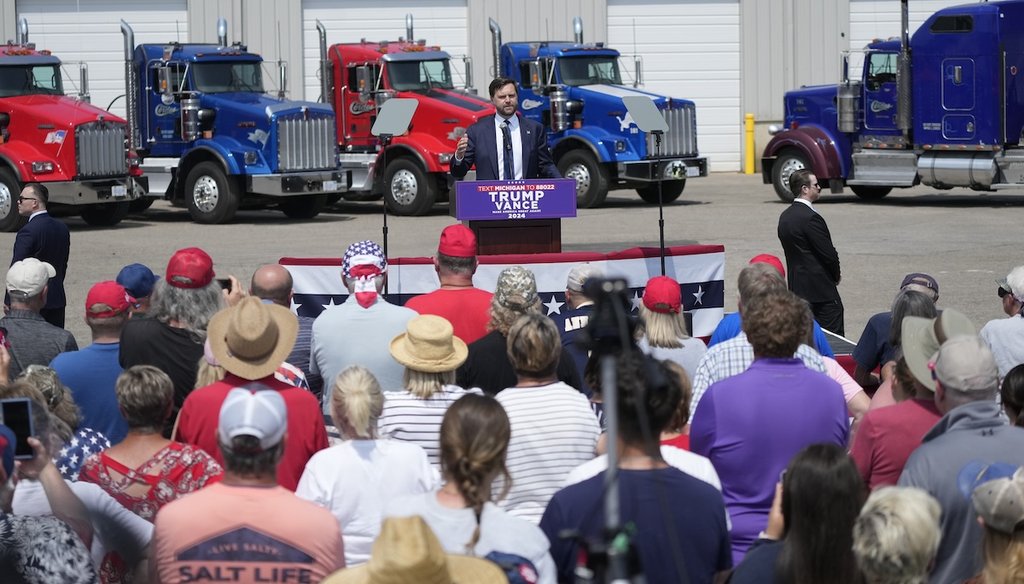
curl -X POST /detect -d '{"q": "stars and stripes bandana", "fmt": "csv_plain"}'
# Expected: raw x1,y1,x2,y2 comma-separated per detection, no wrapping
342,240,387,309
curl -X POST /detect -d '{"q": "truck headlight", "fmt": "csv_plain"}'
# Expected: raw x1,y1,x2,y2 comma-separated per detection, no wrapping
663,161,686,180
615,140,627,152
31,161,54,174
438,153,453,164
244,151,259,165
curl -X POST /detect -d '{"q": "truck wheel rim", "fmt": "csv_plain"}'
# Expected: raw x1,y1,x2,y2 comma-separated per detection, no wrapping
390,169,418,206
193,176,219,213
779,157,805,191
564,162,591,196
0,182,11,218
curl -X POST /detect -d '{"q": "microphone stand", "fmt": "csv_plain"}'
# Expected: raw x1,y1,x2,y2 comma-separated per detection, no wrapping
376,133,393,298
653,130,666,276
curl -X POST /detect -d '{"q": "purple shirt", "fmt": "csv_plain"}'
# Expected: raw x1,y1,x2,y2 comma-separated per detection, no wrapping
691,358,848,564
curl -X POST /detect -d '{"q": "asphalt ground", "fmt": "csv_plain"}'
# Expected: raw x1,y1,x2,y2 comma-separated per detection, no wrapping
3,173,1019,348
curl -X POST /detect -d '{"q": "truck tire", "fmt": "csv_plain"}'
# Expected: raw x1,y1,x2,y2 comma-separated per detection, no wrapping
850,185,892,200
280,194,327,219
128,198,154,213
770,150,808,203
384,158,437,216
0,168,24,232
558,150,609,208
80,202,130,227
185,162,239,224
637,180,685,204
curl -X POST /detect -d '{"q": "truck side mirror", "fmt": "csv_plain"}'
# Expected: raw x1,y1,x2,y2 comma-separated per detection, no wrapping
157,66,174,98
355,65,372,100
528,61,543,90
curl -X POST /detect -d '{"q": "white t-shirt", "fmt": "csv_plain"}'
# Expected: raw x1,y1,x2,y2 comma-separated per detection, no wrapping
386,491,556,584
980,314,1024,378
378,385,481,467
637,335,708,382
13,478,153,571
563,445,722,490
295,439,436,566
495,382,601,524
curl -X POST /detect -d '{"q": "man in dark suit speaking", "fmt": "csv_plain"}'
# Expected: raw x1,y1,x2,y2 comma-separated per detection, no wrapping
9,183,70,327
777,169,844,335
450,77,560,181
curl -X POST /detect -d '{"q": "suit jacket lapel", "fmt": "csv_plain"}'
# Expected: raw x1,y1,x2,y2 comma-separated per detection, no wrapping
519,118,535,178
482,120,500,179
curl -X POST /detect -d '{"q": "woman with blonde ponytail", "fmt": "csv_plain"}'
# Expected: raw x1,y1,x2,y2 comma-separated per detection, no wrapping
295,366,435,566
385,393,556,583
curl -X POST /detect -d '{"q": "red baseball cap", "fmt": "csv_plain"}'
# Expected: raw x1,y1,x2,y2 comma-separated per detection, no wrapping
86,281,134,318
749,253,786,278
438,224,477,258
643,276,682,314
166,247,215,289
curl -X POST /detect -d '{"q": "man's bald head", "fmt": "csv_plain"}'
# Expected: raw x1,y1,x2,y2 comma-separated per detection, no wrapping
250,264,294,307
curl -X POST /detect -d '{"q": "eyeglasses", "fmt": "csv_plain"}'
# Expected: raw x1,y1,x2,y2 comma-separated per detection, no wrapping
17,197,37,203
803,183,821,191
999,287,1011,299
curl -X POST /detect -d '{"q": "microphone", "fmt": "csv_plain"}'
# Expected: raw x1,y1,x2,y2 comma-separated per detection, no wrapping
502,122,513,151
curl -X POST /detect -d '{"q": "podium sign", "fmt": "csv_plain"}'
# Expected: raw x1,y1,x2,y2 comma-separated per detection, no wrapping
454,178,577,221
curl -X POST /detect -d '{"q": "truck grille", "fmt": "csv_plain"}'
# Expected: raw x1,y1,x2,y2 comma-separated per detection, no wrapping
646,104,699,158
76,122,127,178
277,115,334,172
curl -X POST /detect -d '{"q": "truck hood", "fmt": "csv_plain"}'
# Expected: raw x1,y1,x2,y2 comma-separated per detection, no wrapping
399,87,494,123
0,94,127,127
783,84,837,123
201,92,333,121
571,84,697,110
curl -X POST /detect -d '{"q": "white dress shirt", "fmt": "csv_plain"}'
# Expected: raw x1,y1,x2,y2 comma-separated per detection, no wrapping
494,114,523,180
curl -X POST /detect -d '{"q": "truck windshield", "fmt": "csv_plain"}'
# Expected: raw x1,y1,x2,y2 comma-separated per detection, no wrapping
0,65,63,97
387,60,453,91
558,57,622,86
192,62,264,94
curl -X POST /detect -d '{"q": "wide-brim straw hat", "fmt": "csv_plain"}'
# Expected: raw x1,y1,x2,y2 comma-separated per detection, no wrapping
208,297,299,381
901,308,975,389
390,314,468,373
323,516,507,584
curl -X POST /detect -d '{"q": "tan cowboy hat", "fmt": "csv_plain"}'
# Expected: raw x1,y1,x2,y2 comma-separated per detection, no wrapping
323,516,507,584
390,314,468,373
207,297,299,381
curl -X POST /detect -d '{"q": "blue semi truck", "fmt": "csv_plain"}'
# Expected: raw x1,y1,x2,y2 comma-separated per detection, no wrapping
489,18,707,208
120,19,342,223
763,0,1024,202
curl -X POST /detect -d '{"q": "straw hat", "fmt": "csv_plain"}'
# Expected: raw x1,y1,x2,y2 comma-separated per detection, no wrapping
207,297,299,381
390,315,468,373
323,516,507,584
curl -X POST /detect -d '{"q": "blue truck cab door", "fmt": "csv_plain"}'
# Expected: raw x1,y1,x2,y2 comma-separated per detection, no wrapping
514,58,550,127
145,61,188,149
863,51,899,132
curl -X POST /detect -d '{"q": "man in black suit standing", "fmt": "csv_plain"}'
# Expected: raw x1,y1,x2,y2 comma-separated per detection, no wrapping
450,77,560,181
777,169,844,335
10,183,70,327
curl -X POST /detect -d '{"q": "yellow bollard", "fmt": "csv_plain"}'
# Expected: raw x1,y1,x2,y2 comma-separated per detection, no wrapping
744,113,755,174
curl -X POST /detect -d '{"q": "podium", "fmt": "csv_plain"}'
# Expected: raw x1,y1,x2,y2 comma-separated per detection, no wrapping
451,178,577,255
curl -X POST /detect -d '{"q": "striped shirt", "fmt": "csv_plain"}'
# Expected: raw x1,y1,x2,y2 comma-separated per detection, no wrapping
690,332,826,419
378,385,481,467
496,382,600,524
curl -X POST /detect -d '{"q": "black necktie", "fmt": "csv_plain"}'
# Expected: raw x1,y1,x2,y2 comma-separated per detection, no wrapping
501,120,514,180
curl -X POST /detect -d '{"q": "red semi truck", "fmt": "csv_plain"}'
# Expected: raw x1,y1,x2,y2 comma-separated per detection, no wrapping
317,15,492,216
0,19,142,231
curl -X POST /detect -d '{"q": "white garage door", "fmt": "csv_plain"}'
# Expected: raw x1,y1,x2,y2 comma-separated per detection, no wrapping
608,0,740,173
16,0,188,119
301,0,470,104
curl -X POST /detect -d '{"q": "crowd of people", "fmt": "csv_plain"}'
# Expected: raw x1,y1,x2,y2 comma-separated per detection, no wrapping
2,207,1024,583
